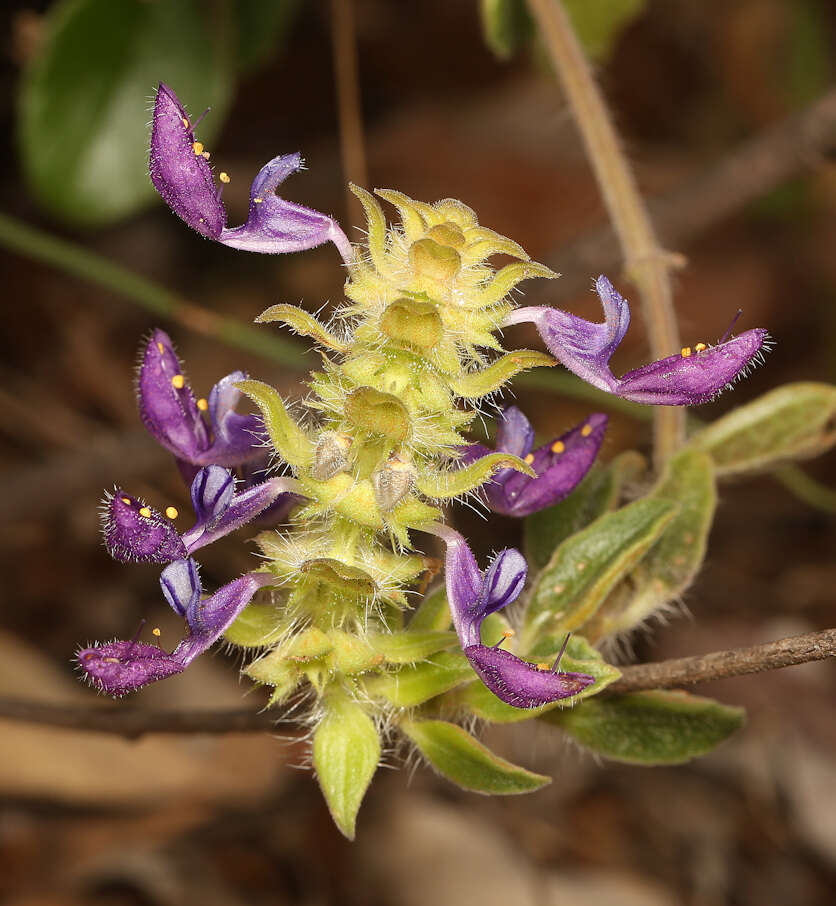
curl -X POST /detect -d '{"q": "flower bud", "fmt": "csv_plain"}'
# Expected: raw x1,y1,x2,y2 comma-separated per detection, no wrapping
379,298,444,350
426,222,465,249
408,238,461,284
345,387,411,442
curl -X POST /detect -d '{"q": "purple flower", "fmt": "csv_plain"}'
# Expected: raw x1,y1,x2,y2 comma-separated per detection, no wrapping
504,275,770,405
149,83,352,265
461,407,607,517
426,524,594,708
138,329,265,472
77,561,274,697
102,465,301,564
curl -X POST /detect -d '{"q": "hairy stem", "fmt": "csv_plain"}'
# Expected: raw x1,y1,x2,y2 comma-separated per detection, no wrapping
525,0,684,467
2,629,832,738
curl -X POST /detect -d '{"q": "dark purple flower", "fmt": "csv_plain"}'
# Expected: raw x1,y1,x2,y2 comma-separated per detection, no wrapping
461,407,607,517
149,83,352,265
77,562,274,697
138,329,263,470
504,275,770,405
426,524,594,708
102,465,301,564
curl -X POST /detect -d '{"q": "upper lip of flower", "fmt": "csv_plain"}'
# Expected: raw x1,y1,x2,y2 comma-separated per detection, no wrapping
149,83,352,265
503,274,771,406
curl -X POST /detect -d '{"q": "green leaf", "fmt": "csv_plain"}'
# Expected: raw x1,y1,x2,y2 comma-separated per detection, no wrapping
313,691,380,839
18,0,234,226
454,635,621,723
367,630,458,663
479,0,534,60
688,383,836,477
401,718,550,794
256,303,347,352
524,451,646,570
544,690,745,765
409,586,451,631
327,630,382,675
244,654,299,704
524,498,677,643
448,351,555,399
585,449,716,640
562,0,646,61
235,0,301,74
224,602,289,648
363,653,472,707
415,452,535,500
236,379,312,468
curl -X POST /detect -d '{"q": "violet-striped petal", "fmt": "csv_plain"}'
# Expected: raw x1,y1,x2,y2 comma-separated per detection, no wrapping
207,371,264,464
149,83,225,239
159,558,202,619
488,413,608,517
77,640,186,698
189,465,234,527
465,645,594,709
102,491,187,564
219,154,353,264
505,275,769,405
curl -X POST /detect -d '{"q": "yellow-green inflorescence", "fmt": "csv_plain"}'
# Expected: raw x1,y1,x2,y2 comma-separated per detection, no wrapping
228,188,555,757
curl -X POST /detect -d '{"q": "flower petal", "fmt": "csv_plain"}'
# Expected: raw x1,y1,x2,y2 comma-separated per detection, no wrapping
138,329,209,461
189,465,235,528
149,83,225,239
219,153,353,264
494,406,535,460
102,490,187,564
481,548,528,616
77,639,185,697
159,558,202,619
617,330,770,405
465,644,594,709
490,414,607,516
207,371,264,464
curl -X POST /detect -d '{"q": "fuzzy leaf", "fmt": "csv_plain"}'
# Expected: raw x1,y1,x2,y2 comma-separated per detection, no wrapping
244,653,298,702
256,303,347,351
401,718,550,794
363,652,472,707
368,630,458,663
416,452,535,500
448,351,555,399
524,498,677,642
466,261,557,310
454,634,621,723
236,379,312,468
525,451,646,570
543,690,745,765
689,382,836,477
313,692,380,839
224,602,288,648
409,586,452,631
18,0,233,226
479,0,534,60
327,630,382,675
586,449,716,640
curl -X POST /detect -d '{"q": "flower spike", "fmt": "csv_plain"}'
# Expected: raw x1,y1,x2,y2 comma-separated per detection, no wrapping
504,275,770,405
150,83,352,264
102,467,302,564
426,524,594,708
77,565,275,697
461,407,607,517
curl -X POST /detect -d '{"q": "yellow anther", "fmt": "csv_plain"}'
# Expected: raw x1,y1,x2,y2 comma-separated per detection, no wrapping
181,117,189,128
157,341,164,353
120,497,131,505
152,627,161,638
695,342,707,352
197,397,209,411
502,629,516,639
202,151,210,160
581,424,593,437
551,440,565,454
138,507,152,518
219,171,230,184
681,346,692,358
192,141,204,155
524,453,535,465
165,506,179,520
254,197,264,204
171,374,185,389
536,662,551,672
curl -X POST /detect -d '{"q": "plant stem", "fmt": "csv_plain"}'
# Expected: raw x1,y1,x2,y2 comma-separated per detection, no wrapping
1,629,832,738
525,0,684,468
0,213,307,368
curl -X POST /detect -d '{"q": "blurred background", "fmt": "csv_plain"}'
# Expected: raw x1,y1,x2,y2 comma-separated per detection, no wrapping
1,1,836,903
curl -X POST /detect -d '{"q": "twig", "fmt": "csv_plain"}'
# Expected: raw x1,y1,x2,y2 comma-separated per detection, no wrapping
0,214,305,369
1,629,833,738
526,0,685,468
330,0,369,219
608,627,836,694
